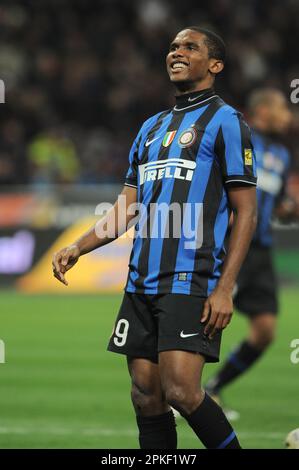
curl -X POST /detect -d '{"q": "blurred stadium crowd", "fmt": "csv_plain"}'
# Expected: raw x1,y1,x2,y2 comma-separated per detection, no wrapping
0,0,299,186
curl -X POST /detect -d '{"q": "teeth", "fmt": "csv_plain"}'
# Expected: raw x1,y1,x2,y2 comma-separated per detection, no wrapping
172,62,187,69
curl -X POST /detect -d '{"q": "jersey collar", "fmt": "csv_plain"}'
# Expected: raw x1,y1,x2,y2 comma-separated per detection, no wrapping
174,88,217,111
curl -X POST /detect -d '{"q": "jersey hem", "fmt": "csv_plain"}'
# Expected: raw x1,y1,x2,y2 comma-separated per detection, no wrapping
125,286,208,297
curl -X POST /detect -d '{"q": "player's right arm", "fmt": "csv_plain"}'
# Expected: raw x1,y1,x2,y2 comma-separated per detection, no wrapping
52,185,137,285
52,112,162,285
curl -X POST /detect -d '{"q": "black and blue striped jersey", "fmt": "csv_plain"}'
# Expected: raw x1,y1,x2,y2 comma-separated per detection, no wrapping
124,89,257,297
252,130,290,246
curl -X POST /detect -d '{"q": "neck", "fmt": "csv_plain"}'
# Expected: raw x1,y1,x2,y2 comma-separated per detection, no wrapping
174,87,216,110
174,78,214,96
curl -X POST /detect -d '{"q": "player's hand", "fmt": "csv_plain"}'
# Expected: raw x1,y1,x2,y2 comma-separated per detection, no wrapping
52,245,80,286
200,287,233,339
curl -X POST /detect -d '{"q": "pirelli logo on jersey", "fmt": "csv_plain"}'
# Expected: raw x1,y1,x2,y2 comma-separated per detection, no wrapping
139,158,196,185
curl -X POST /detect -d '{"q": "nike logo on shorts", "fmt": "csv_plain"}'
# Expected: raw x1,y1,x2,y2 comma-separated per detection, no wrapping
180,331,199,338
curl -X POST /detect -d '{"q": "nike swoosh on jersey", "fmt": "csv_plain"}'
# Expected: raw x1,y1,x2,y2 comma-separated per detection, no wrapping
180,331,199,338
145,136,160,147
188,94,204,102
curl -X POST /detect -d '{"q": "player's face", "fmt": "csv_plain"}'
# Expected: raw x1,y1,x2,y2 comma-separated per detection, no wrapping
166,30,220,88
266,93,292,134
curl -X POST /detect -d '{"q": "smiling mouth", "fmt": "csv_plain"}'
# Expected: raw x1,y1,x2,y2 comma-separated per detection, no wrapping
171,61,189,71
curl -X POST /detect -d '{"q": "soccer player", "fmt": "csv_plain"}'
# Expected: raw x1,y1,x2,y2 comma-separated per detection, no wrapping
205,88,297,414
52,27,257,449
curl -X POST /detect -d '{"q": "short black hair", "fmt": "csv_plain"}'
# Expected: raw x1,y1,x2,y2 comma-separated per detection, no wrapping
185,26,226,63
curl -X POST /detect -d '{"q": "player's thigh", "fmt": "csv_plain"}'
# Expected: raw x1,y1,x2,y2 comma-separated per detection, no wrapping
159,350,206,392
127,356,162,393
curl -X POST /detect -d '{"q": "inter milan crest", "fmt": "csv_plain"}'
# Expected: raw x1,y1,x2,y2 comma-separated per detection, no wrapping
178,127,197,148
162,130,177,147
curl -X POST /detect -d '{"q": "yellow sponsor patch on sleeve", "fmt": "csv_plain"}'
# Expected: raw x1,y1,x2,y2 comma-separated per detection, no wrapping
244,148,253,165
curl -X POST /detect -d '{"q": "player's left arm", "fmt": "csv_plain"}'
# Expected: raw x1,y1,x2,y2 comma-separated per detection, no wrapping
202,185,257,338
202,110,258,338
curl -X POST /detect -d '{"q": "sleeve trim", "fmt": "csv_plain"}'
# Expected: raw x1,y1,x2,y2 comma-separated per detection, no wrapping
124,182,138,188
225,175,257,186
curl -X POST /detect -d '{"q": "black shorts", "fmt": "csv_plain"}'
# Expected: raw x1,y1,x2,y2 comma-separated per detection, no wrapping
107,293,222,363
234,243,278,317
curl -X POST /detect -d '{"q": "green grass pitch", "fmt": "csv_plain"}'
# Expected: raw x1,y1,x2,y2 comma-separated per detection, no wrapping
0,288,298,449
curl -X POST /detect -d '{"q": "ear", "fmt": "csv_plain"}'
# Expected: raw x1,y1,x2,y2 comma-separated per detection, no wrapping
209,59,224,75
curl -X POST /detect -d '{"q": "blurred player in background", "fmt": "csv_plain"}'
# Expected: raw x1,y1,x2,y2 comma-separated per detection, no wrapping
52,27,258,449
206,88,298,417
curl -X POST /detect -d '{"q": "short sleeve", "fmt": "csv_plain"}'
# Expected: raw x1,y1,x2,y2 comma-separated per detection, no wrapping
214,111,257,186
124,134,142,188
